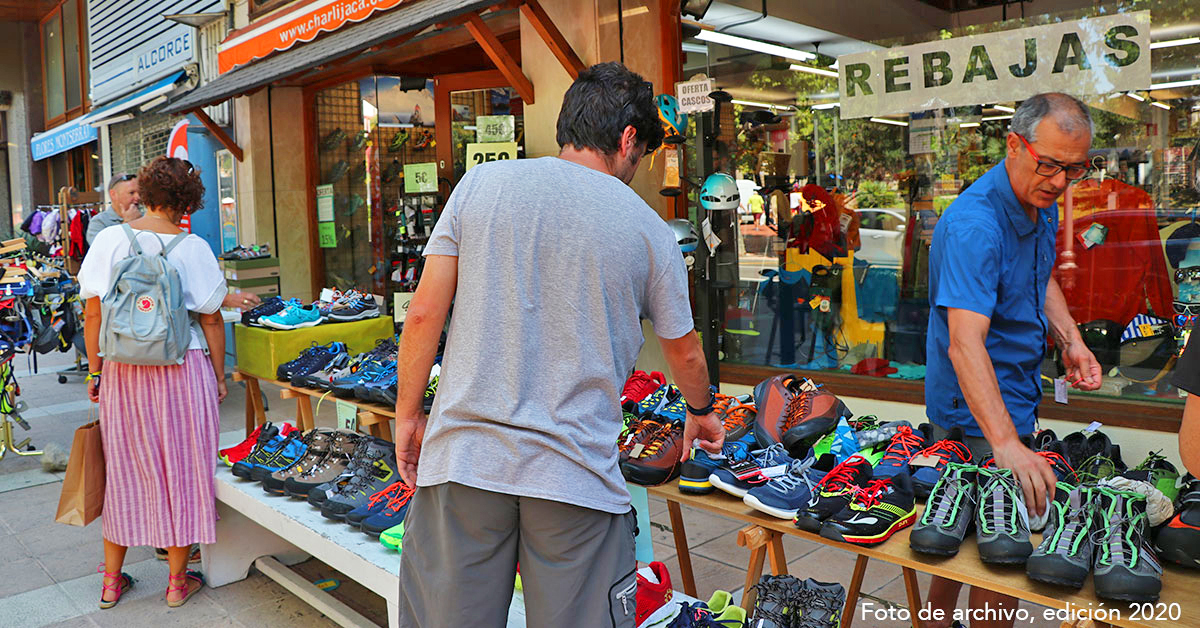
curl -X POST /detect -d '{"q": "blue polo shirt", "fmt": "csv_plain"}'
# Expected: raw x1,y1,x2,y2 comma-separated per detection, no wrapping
925,160,1057,437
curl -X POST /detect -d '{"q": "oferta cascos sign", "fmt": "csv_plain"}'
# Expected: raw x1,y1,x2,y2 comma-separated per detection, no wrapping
837,11,1151,119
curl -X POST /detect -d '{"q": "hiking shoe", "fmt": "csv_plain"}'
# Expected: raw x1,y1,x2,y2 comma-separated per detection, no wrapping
387,130,408,153
1027,483,1097,588
262,429,340,494
353,362,397,401
276,342,348,381
621,419,685,486
634,383,676,419
621,370,667,409
794,455,874,533
635,561,673,627
708,443,793,498
852,418,905,449
752,373,805,447
1155,474,1200,569
975,466,1033,565
910,462,978,556
241,296,289,327
1092,486,1162,602
678,431,757,495
327,293,380,322
744,454,833,520
231,425,300,479
361,483,415,536
713,393,756,441
331,360,395,399
422,366,439,412
700,590,746,626
820,472,917,546
1126,451,1179,501
261,303,323,330
1072,431,1127,485
874,423,932,479
909,427,973,498
321,439,399,520
748,575,803,628
345,481,407,526
796,578,846,628
239,431,307,482
1038,440,1079,483
284,431,365,498
779,386,851,458
290,352,350,388
220,423,295,466
320,128,346,151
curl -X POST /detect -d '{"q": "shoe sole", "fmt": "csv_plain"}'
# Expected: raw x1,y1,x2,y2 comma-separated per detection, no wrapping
677,476,715,495
908,538,962,556
261,319,321,330
820,508,917,546
794,513,824,533
781,414,842,456
1025,570,1086,589
1156,543,1200,569
328,310,380,322
707,473,752,498
621,461,679,486
743,493,800,520
231,463,256,479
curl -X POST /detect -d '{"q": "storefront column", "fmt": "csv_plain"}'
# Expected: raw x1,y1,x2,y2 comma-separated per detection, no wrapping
269,87,316,300
233,91,278,264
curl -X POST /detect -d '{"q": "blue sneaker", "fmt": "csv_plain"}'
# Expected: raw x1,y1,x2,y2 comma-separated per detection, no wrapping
744,454,832,519
361,483,416,536
231,431,307,480
333,359,393,398
873,423,932,479
679,431,758,495
355,363,397,401
261,303,323,330
242,296,293,326
709,443,794,498
909,427,974,499
635,384,677,418
327,292,381,322
276,342,349,381
345,481,408,526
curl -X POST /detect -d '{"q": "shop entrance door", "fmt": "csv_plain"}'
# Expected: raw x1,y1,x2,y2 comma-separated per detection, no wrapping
434,71,525,188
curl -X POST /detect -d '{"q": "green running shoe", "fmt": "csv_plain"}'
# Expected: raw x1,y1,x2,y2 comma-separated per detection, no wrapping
380,523,404,551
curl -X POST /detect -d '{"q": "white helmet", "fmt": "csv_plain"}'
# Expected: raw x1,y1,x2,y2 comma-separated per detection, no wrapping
700,173,740,211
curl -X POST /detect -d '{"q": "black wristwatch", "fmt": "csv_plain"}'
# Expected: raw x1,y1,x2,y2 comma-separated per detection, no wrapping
686,392,715,416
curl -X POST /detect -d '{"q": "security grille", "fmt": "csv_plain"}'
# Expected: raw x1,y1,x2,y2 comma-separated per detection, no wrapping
109,113,176,176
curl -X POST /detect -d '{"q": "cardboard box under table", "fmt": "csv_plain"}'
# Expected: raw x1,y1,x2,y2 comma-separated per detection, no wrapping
234,316,393,382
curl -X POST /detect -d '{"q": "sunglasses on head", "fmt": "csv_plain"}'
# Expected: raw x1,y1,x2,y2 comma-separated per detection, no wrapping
115,173,135,183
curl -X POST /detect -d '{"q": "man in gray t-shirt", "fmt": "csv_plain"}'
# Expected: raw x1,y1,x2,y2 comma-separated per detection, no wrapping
394,63,723,627
87,173,142,245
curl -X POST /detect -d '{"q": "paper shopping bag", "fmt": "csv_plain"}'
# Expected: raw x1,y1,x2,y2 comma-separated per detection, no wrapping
55,420,105,526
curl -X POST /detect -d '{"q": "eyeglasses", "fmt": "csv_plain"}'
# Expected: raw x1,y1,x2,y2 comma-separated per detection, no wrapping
1015,134,1090,181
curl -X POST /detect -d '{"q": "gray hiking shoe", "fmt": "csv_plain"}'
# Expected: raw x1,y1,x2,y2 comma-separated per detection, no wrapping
910,462,977,556
263,429,338,494
320,438,399,520
1092,486,1162,602
975,466,1033,564
797,578,846,627
1026,483,1096,589
853,420,907,449
285,431,364,501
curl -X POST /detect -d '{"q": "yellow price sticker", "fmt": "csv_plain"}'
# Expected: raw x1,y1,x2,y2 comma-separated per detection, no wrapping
465,142,518,171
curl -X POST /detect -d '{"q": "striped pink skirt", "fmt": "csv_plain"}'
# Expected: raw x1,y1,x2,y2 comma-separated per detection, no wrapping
99,349,219,548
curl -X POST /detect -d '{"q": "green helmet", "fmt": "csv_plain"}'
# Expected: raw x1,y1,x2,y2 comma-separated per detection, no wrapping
699,173,740,211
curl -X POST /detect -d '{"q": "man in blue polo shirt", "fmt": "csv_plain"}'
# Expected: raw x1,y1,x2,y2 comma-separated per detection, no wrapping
924,93,1102,628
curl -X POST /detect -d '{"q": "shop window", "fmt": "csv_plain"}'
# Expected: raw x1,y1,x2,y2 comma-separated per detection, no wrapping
39,0,89,126
249,0,302,20
687,2,1200,412
216,150,239,254
42,13,64,121
62,0,81,111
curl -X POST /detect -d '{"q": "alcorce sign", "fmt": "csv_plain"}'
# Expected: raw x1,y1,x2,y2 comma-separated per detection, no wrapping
837,11,1151,119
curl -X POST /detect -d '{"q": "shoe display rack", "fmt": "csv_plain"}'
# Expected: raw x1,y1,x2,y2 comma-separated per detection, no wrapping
649,486,1200,628
233,369,397,439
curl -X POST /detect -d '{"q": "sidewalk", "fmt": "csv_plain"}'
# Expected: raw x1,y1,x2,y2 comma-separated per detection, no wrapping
0,352,1058,627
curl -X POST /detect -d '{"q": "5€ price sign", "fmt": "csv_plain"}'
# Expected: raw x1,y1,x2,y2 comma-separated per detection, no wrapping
466,142,517,171
404,162,438,193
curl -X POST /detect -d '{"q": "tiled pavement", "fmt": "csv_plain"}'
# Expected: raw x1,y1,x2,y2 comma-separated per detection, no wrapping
0,353,1058,627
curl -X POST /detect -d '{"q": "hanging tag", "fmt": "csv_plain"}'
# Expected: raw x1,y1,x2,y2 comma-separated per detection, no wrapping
629,443,645,458
319,288,336,302
799,379,819,393
729,458,761,480
1054,378,1068,405
701,217,720,253
336,400,357,431
1083,421,1102,434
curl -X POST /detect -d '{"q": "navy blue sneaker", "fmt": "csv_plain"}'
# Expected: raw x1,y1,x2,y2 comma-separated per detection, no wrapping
331,360,393,398
345,481,408,526
355,363,397,401
276,342,349,381
743,453,834,519
242,296,290,327
232,430,307,480
678,431,758,495
910,427,973,499
708,443,794,498
361,483,416,536
230,423,286,479
873,423,932,479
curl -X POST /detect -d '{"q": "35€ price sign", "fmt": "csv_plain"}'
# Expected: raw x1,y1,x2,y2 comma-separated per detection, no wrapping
475,115,514,142
465,142,517,171
404,162,438,193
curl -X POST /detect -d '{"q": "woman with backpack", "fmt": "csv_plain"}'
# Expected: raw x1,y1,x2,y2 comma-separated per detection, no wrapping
78,156,228,609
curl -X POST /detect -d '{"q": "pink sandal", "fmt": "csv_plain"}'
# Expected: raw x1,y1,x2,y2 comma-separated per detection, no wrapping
99,571,134,609
166,570,205,608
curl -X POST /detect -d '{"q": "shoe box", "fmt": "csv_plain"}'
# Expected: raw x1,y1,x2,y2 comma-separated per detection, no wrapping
222,257,282,281
234,315,393,381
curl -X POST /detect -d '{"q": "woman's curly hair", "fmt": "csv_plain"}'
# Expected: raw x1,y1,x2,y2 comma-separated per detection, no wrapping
137,156,204,218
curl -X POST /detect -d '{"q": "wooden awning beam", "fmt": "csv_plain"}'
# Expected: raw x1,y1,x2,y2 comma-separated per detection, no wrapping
189,108,243,162
464,12,535,104
519,0,585,79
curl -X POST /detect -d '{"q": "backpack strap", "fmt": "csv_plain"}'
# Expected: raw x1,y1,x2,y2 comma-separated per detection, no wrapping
161,232,190,257
121,224,173,256
120,224,144,255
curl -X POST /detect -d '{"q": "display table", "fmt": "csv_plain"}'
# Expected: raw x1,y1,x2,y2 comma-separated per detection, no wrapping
233,369,397,438
648,485,1200,628
204,431,401,628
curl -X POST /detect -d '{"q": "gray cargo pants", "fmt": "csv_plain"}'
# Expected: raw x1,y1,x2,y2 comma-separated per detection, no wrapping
397,482,638,628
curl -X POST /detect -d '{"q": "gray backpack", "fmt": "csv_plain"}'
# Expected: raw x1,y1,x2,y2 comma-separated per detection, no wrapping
98,225,195,366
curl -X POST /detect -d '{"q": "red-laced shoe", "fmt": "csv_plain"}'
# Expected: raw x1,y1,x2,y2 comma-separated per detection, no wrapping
874,423,933,479
362,482,417,536
820,472,918,546
794,454,874,533
621,370,667,407
909,428,974,498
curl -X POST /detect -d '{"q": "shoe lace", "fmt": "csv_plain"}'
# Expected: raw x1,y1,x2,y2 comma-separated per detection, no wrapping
1077,454,1118,485
424,376,438,397
880,426,924,464
722,402,756,432
850,478,891,509
781,390,815,431
978,470,1023,535
922,470,976,528
639,421,680,457
383,483,416,513
367,482,405,508
622,371,662,402
750,577,798,624
914,439,972,466
848,415,881,431
816,458,863,493
771,457,819,493
1134,450,1168,472
1038,449,1078,483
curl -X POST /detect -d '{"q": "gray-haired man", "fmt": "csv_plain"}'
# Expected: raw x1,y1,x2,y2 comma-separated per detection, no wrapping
86,173,142,245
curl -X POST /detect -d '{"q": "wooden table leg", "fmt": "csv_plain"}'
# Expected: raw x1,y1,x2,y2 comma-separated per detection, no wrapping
766,531,787,576
901,567,924,628
840,554,870,628
737,525,775,610
741,544,767,610
296,396,315,431
666,500,696,597
243,376,265,436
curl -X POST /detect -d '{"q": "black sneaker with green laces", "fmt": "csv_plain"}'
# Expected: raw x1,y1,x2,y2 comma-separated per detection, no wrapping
1026,483,1097,588
975,466,1033,565
910,462,977,556
1092,486,1162,602
422,374,438,413
796,578,845,628
748,575,803,628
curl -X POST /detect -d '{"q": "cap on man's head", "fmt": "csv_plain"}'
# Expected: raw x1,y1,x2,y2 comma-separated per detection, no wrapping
107,172,136,191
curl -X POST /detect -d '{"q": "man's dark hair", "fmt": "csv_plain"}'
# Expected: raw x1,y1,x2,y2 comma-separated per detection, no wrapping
556,62,664,155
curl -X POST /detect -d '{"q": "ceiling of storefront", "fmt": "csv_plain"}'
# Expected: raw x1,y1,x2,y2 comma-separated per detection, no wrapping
0,0,60,22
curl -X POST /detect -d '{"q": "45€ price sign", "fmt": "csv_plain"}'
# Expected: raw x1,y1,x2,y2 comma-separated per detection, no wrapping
404,162,438,194
466,142,518,171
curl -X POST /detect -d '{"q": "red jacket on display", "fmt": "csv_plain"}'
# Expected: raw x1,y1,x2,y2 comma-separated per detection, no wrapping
1054,178,1173,325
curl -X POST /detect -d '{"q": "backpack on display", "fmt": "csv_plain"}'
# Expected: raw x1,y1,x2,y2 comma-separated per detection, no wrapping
98,225,193,366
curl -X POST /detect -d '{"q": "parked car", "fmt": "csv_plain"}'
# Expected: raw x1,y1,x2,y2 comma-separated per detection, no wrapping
855,208,906,266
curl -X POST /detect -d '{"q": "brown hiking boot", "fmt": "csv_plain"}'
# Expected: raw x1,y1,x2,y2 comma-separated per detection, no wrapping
780,389,851,457
752,373,804,447
283,431,364,499
263,429,341,495
620,419,684,486
714,393,756,440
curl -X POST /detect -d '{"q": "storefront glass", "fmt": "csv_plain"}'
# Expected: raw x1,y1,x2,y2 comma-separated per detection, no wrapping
691,0,1200,406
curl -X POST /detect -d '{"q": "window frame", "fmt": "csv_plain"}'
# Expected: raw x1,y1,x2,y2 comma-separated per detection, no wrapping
38,0,89,129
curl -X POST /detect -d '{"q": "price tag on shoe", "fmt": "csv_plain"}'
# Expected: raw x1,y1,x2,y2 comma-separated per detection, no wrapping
730,458,762,480
1054,377,1068,405
908,454,941,469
